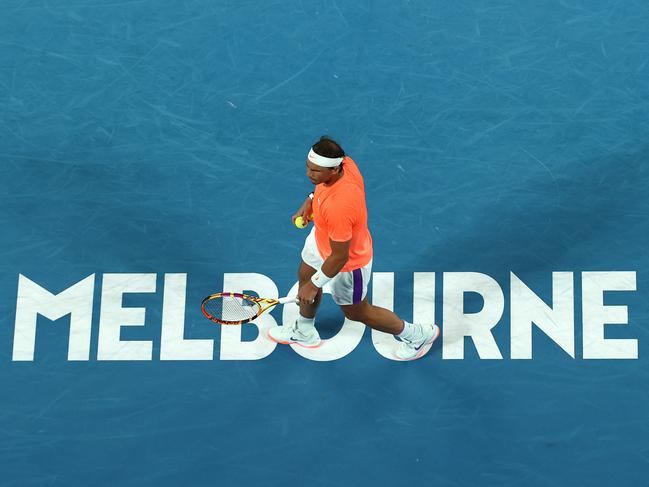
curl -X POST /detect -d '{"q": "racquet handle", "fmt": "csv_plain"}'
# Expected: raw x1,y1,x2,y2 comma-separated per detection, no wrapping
278,296,299,304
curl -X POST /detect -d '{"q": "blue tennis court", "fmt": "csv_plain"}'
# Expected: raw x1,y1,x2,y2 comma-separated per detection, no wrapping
1,1,648,485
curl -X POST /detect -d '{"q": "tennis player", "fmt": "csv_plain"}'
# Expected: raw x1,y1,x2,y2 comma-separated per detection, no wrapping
267,136,440,360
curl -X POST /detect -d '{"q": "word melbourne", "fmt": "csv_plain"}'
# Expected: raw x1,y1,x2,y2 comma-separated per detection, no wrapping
11,271,638,361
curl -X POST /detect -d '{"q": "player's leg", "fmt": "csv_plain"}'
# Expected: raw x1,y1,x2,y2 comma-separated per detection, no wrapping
334,263,439,360
339,298,402,334
331,261,403,333
266,260,323,348
267,226,324,348
340,298,439,360
297,260,323,319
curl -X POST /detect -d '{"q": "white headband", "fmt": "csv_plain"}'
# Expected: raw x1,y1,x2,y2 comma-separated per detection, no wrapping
308,148,343,168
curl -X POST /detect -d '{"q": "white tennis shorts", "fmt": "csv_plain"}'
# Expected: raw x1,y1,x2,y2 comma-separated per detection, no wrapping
300,227,372,306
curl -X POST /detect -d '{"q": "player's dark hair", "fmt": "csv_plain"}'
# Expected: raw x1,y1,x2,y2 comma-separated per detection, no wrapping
312,136,345,159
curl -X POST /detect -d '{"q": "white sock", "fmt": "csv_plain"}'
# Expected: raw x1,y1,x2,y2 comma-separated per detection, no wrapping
296,314,316,335
397,321,422,342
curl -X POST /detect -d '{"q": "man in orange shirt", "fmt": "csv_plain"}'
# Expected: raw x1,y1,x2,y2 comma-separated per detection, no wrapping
267,137,440,360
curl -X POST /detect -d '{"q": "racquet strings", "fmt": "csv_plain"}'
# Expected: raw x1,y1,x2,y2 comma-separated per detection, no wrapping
204,294,261,322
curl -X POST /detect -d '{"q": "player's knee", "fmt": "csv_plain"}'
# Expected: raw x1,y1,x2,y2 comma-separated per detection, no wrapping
342,305,366,323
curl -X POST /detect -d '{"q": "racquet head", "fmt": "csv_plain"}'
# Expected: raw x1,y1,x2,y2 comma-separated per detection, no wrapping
201,292,278,325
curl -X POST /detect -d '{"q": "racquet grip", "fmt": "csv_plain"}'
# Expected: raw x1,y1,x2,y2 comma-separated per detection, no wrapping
278,296,298,304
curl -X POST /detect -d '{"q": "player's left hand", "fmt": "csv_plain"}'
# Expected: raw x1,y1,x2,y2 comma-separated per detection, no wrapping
298,279,319,305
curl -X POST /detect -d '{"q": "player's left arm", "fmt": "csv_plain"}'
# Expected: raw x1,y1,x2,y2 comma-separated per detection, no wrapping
321,238,350,278
298,239,350,304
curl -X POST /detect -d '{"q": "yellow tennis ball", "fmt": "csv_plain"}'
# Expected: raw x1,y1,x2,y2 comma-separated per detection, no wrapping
294,216,308,229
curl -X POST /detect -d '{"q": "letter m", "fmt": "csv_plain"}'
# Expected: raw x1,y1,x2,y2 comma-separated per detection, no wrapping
13,274,95,361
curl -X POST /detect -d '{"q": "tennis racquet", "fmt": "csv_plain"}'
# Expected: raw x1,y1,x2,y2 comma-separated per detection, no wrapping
201,292,297,325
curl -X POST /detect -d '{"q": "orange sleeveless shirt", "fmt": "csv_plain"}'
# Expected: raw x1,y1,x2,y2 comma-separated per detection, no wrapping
311,156,373,272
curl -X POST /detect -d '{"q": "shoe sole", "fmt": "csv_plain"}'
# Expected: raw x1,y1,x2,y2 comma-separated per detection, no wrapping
394,324,440,361
265,329,323,349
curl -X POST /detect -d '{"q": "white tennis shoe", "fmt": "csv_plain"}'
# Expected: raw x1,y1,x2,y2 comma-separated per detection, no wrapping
395,324,440,361
267,322,322,348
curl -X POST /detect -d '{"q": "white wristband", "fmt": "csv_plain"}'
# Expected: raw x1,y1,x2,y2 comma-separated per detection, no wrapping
311,269,332,288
